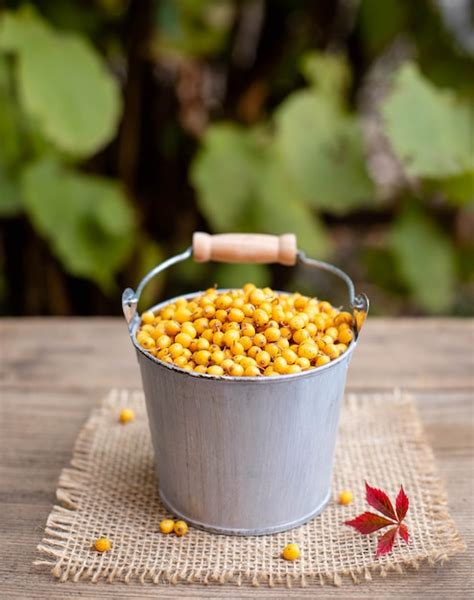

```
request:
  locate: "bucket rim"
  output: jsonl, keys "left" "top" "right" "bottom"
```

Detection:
{"left": 129, "top": 289, "right": 358, "bottom": 384}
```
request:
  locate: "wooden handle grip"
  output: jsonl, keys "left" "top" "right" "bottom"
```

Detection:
{"left": 193, "top": 232, "right": 297, "bottom": 266}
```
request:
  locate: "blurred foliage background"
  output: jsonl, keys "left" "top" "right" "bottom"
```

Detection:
{"left": 0, "top": 0, "right": 473, "bottom": 316}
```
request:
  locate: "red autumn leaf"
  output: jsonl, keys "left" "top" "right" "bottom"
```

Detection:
{"left": 396, "top": 485, "right": 409, "bottom": 521}
{"left": 345, "top": 483, "right": 410, "bottom": 558}
{"left": 345, "top": 512, "right": 396, "bottom": 534}
{"left": 399, "top": 523, "right": 409, "bottom": 543}
{"left": 376, "top": 526, "right": 398, "bottom": 557}
{"left": 365, "top": 482, "right": 398, "bottom": 520}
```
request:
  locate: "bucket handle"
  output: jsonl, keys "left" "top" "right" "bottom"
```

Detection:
{"left": 122, "top": 232, "right": 369, "bottom": 337}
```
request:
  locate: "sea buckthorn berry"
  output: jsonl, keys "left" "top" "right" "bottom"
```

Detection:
{"left": 254, "top": 309, "right": 269, "bottom": 327}
{"left": 240, "top": 336, "right": 252, "bottom": 351}
{"left": 165, "top": 320, "right": 181, "bottom": 336}
{"left": 242, "top": 304, "right": 255, "bottom": 318}
{"left": 140, "top": 337, "right": 155, "bottom": 350}
{"left": 194, "top": 365, "right": 207, "bottom": 373}
{"left": 289, "top": 315, "right": 305, "bottom": 330}
{"left": 193, "top": 318, "right": 209, "bottom": 334}
{"left": 241, "top": 323, "right": 256, "bottom": 337}
{"left": 223, "top": 330, "right": 240, "bottom": 347}
{"left": 250, "top": 289, "right": 265, "bottom": 305}
{"left": 316, "top": 354, "right": 331, "bottom": 367}
{"left": 94, "top": 537, "right": 112, "bottom": 552}
{"left": 159, "top": 519, "right": 175, "bottom": 534}
{"left": 280, "top": 327, "right": 292, "bottom": 339}
{"left": 201, "top": 328, "right": 214, "bottom": 342}
{"left": 256, "top": 351, "right": 271, "bottom": 368}
{"left": 264, "top": 327, "right": 281, "bottom": 342}
{"left": 318, "top": 301, "right": 332, "bottom": 313}
{"left": 207, "top": 365, "right": 224, "bottom": 376}
{"left": 324, "top": 344, "right": 340, "bottom": 359}
{"left": 338, "top": 490, "right": 353, "bottom": 505}
{"left": 231, "top": 342, "right": 245, "bottom": 356}
{"left": 285, "top": 364, "right": 301, "bottom": 374}
{"left": 297, "top": 357, "right": 311, "bottom": 369}
{"left": 211, "top": 350, "right": 225, "bottom": 364}
{"left": 175, "top": 307, "right": 192, "bottom": 323}
{"left": 215, "top": 309, "right": 228, "bottom": 323}
{"left": 325, "top": 327, "right": 338, "bottom": 340}
{"left": 263, "top": 366, "right": 277, "bottom": 376}
{"left": 194, "top": 350, "right": 211, "bottom": 366}
{"left": 202, "top": 305, "right": 215, "bottom": 318}
{"left": 175, "top": 332, "right": 192, "bottom": 348}
{"left": 157, "top": 335, "right": 172, "bottom": 349}
{"left": 338, "top": 327, "right": 353, "bottom": 345}
{"left": 174, "top": 355, "right": 188, "bottom": 367}
{"left": 174, "top": 520, "right": 189, "bottom": 536}
{"left": 212, "top": 331, "right": 225, "bottom": 346}
{"left": 247, "top": 345, "right": 260, "bottom": 358}
{"left": 240, "top": 356, "right": 256, "bottom": 369}
{"left": 196, "top": 338, "right": 210, "bottom": 351}
{"left": 335, "top": 312, "right": 353, "bottom": 326}
{"left": 298, "top": 343, "right": 318, "bottom": 360}
{"left": 282, "top": 543, "right": 300, "bottom": 561}
{"left": 293, "top": 328, "right": 310, "bottom": 344}
{"left": 141, "top": 311, "right": 155, "bottom": 325}
{"left": 273, "top": 357, "right": 288, "bottom": 374}
{"left": 229, "top": 363, "right": 244, "bottom": 377}
{"left": 181, "top": 323, "right": 197, "bottom": 339}
{"left": 119, "top": 408, "right": 135, "bottom": 424}
{"left": 265, "top": 343, "right": 280, "bottom": 358}
{"left": 277, "top": 337, "right": 290, "bottom": 350}
{"left": 215, "top": 294, "right": 232, "bottom": 309}
{"left": 306, "top": 323, "right": 317, "bottom": 336}
{"left": 244, "top": 365, "right": 260, "bottom": 377}
{"left": 221, "top": 358, "right": 234, "bottom": 373}
{"left": 282, "top": 348, "right": 298, "bottom": 365}
{"left": 169, "top": 343, "right": 184, "bottom": 358}
{"left": 243, "top": 282, "right": 256, "bottom": 294}
{"left": 253, "top": 333, "right": 266, "bottom": 348}
{"left": 229, "top": 308, "right": 245, "bottom": 323}
{"left": 336, "top": 343, "right": 348, "bottom": 353}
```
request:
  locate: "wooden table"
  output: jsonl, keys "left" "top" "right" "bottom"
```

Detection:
{"left": 1, "top": 318, "right": 473, "bottom": 599}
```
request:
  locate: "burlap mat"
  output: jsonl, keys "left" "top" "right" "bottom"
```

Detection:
{"left": 35, "top": 389, "right": 464, "bottom": 587}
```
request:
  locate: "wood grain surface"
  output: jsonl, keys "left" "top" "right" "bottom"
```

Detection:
{"left": 0, "top": 318, "right": 473, "bottom": 599}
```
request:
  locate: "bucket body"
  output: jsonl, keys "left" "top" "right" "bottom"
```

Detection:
{"left": 132, "top": 293, "right": 355, "bottom": 535}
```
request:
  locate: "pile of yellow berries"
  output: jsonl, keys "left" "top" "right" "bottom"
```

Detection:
{"left": 136, "top": 284, "right": 354, "bottom": 377}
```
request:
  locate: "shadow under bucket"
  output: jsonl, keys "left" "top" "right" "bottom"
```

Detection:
{"left": 123, "top": 233, "right": 368, "bottom": 535}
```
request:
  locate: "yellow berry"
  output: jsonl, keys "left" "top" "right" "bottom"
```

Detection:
{"left": 338, "top": 490, "right": 353, "bottom": 505}
{"left": 285, "top": 364, "right": 301, "bottom": 374}
{"left": 141, "top": 311, "right": 155, "bottom": 325}
{"left": 256, "top": 351, "right": 271, "bottom": 368}
{"left": 298, "top": 343, "right": 318, "bottom": 360}
{"left": 229, "top": 363, "right": 244, "bottom": 377}
{"left": 175, "top": 307, "right": 192, "bottom": 323}
{"left": 249, "top": 289, "right": 265, "bottom": 305}
{"left": 156, "top": 334, "right": 172, "bottom": 349}
{"left": 282, "top": 543, "right": 300, "bottom": 561}
{"left": 273, "top": 356, "right": 288, "bottom": 374}
{"left": 194, "top": 350, "right": 211, "bottom": 366}
{"left": 119, "top": 408, "right": 135, "bottom": 424}
{"left": 264, "top": 327, "right": 281, "bottom": 342}
{"left": 228, "top": 307, "right": 245, "bottom": 323}
{"left": 159, "top": 519, "right": 175, "bottom": 534}
{"left": 254, "top": 309, "right": 269, "bottom": 327}
{"left": 338, "top": 327, "right": 353, "bottom": 345}
{"left": 174, "top": 520, "right": 189, "bottom": 536}
{"left": 207, "top": 365, "right": 224, "bottom": 376}
{"left": 94, "top": 537, "right": 112, "bottom": 552}
{"left": 281, "top": 348, "right": 298, "bottom": 364}
{"left": 244, "top": 365, "right": 260, "bottom": 377}
{"left": 316, "top": 354, "right": 331, "bottom": 367}
{"left": 211, "top": 350, "right": 225, "bottom": 365}
{"left": 175, "top": 332, "right": 192, "bottom": 348}
{"left": 223, "top": 329, "right": 240, "bottom": 347}
{"left": 289, "top": 315, "right": 305, "bottom": 330}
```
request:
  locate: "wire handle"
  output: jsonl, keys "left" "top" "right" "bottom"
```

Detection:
{"left": 122, "top": 233, "right": 369, "bottom": 337}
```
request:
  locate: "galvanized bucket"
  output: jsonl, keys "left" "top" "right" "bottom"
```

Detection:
{"left": 122, "top": 233, "right": 369, "bottom": 535}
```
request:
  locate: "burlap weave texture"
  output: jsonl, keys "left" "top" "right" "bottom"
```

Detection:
{"left": 35, "top": 389, "right": 464, "bottom": 587}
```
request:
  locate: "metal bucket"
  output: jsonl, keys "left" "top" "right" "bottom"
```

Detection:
{"left": 122, "top": 233, "right": 369, "bottom": 535}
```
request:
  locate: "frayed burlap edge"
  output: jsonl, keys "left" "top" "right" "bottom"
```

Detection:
{"left": 34, "top": 389, "right": 466, "bottom": 587}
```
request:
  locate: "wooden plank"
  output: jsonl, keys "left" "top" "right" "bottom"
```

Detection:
{"left": 0, "top": 388, "right": 472, "bottom": 599}
{"left": 1, "top": 318, "right": 473, "bottom": 391}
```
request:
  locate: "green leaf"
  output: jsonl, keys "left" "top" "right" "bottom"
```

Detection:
{"left": 300, "top": 52, "right": 351, "bottom": 101}
{"left": 0, "top": 10, "right": 122, "bottom": 157}
{"left": 382, "top": 63, "right": 473, "bottom": 178}
{"left": 190, "top": 124, "right": 259, "bottom": 231}
{"left": 431, "top": 171, "right": 474, "bottom": 205}
{"left": 389, "top": 206, "right": 456, "bottom": 313}
{"left": 0, "top": 163, "right": 22, "bottom": 216}
{"left": 21, "top": 159, "right": 134, "bottom": 291}
{"left": 275, "top": 91, "right": 373, "bottom": 214}
{"left": 255, "top": 153, "right": 331, "bottom": 259}
{"left": 213, "top": 263, "right": 270, "bottom": 290}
